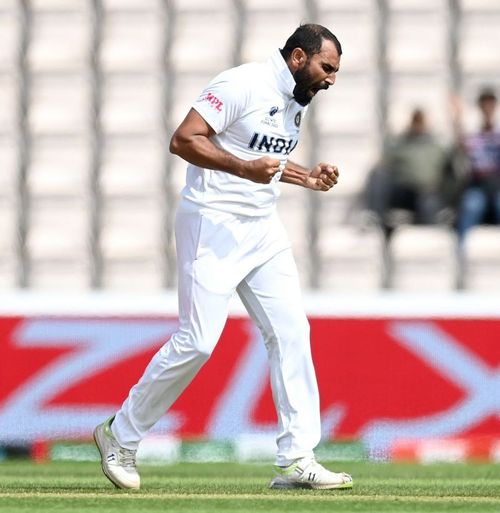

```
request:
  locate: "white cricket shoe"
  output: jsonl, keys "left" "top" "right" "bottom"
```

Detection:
{"left": 93, "top": 416, "right": 140, "bottom": 489}
{"left": 269, "top": 457, "right": 353, "bottom": 490}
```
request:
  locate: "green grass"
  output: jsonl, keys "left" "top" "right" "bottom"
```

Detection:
{"left": 0, "top": 460, "right": 499, "bottom": 512}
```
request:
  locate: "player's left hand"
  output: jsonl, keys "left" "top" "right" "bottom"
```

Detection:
{"left": 306, "top": 163, "right": 339, "bottom": 191}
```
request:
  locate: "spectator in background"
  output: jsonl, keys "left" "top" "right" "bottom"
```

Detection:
{"left": 455, "top": 88, "right": 500, "bottom": 247}
{"left": 365, "top": 108, "right": 447, "bottom": 237}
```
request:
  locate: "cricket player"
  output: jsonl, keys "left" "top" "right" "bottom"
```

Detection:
{"left": 94, "top": 23, "right": 353, "bottom": 491}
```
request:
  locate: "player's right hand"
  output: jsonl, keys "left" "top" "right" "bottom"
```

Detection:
{"left": 241, "top": 156, "right": 281, "bottom": 184}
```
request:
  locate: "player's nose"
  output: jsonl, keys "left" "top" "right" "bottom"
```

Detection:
{"left": 325, "top": 75, "right": 335, "bottom": 86}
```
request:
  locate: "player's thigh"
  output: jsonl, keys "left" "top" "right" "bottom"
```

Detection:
{"left": 176, "top": 210, "right": 246, "bottom": 294}
{"left": 237, "top": 249, "right": 309, "bottom": 342}
{"left": 175, "top": 211, "right": 238, "bottom": 354}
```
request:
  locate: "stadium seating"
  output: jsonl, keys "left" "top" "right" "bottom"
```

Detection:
{"left": 276, "top": 189, "right": 310, "bottom": 287}
{"left": 0, "top": 199, "right": 18, "bottom": 289}
{"left": 101, "top": 6, "right": 164, "bottom": 72}
{"left": 171, "top": 0, "right": 235, "bottom": 73}
{"left": 241, "top": 0, "right": 306, "bottom": 63}
{"left": 27, "top": 197, "right": 90, "bottom": 290}
{"left": 459, "top": 0, "right": 500, "bottom": 132}
{"left": 100, "top": 196, "right": 166, "bottom": 290}
{"left": 461, "top": 226, "right": 500, "bottom": 292}
{"left": 0, "top": 74, "right": 17, "bottom": 135}
{"left": 314, "top": 0, "right": 380, "bottom": 211}
{"left": 460, "top": 1, "right": 500, "bottom": 74}
{"left": 319, "top": 223, "right": 386, "bottom": 291}
{"left": 387, "top": 226, "right": 457, "bottom": 291}
{"left": 0, "top": 1, "right": 19, "bottom": 73}
{"left": 2, "top": 0, "right": 500, "bottom": 292}
{"left": 385, "top": 0, "right": 450, "bottom": 137}
{"left": 100, "top": 136, "right": 164, "bottom": 197}
{"left": 0, "top": 139, "right": 17, "bottom": 198}
{"left": 28, "top": 138, "right": 89, "bottom": 197}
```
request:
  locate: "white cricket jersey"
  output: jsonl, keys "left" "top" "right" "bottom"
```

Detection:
{"left": 180, "top": 49, "right": 307, "bottom": 217}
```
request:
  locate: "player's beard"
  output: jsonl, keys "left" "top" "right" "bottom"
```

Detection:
{"left": 293, "top": 64, "right": 314, "bottom": 106}
{"left": 293, "top": 62, "right": 329, "bottom": 106}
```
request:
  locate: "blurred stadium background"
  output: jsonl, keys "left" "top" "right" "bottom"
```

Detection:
{"left": 1, "top": 0, "right": 500, "bottom": 292}
{"left": 0, "top": 0, "right": 499, "bottom": 465}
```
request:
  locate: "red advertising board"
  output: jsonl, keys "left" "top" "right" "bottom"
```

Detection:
{"left": 1, "top": 315, "right": 499, "bottom": 455}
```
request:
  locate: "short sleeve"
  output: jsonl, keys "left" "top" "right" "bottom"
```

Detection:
{"left": 192, "top": 69, "right": 249, "bottom": 134}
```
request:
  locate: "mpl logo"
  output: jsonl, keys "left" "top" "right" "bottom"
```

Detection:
{"left": 203, "top": 91, "right": 223, "bottom": 112}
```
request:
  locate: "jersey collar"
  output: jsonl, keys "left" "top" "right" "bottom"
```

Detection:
{"left": 268, "top": 49, "right": 296, "bottom": 100}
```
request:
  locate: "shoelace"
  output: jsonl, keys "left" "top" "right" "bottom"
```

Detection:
{"left": 118, "top": 447, "right": 137, "bottom": 468}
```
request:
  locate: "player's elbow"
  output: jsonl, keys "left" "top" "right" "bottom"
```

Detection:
{"left": 169, "top": 130, "right": 198, "bottom": 159}
{"left": 169, "top": 131, "right": 183, "bottom": 156}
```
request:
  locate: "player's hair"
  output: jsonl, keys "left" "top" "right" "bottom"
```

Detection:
{"left": 280, "top": 23, "right": 342, "bottom": 60}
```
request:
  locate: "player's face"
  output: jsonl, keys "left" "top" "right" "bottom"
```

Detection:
{"left": 293, "top": 40, "right": 340, "bottom": 106}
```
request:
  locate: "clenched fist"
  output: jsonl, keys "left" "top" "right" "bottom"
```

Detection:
{"left": 306, "top": 163, "right": 339, "bottom": 191}
{"left": 240, "top": 156, "right": 282, "bottom": 184}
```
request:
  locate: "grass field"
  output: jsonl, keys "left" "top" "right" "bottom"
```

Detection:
{"left": 0, "top": 460, "right": 499, "bottom": 513}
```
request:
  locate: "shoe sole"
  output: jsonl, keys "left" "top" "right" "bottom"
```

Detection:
{"left": 269, "top": 479, "right": 353, "bottom": 490}
{"left": 93, "top": 426, "right": 138, "bottom": 490}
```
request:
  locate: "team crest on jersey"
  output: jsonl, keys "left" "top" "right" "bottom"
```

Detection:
{"left": 294, "top": 111, "right": 302, "bottom": 128}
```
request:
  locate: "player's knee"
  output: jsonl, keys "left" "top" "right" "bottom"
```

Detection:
{"left": 190, "top": 330, "right": 219, "bottom": 358}
{"left": 191, "top": 340, "right": 215, "bottom": 359}
{"left": 168, "top": 331, "right": 217, "bottom": 359}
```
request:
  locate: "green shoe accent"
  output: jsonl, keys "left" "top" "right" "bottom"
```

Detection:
{"left": 102, "top": 416, "right": 115, "bottom": 439}
{"left": 274, "top": 462, "right": 299, "bottom": 476}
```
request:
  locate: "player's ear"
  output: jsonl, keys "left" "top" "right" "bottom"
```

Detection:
{"left": 291, "top": 48, "right": 307, "bottom": 68}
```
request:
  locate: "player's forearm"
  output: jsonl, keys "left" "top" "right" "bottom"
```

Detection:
{"left": 279, "top": 160, "right": 311, "bottom": 187}
{"left": 281, "top": 161, "right": 339, "bottom": 191}
{"left": 170, "top": 133, "right": 247, "bottom": 178}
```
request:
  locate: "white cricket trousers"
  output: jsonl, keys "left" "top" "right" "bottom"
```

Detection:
{"left": 112, "top": 204, "right": 321, "bottom": 466}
